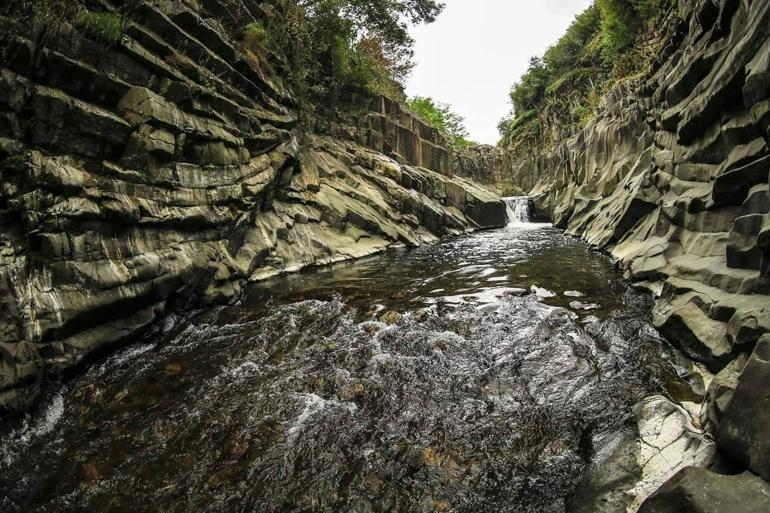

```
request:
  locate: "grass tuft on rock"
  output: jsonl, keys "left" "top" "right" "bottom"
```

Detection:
{"left": 76, "top": 10, "right": 124, "bottom": 45}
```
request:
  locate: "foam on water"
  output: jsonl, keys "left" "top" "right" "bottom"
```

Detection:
{"left": 1, "top": 391, "right": 64, "bottom": 467}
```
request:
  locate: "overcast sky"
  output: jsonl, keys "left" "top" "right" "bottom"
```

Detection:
{"left": 406, "top": 0, "right": 594, "bottom": 145}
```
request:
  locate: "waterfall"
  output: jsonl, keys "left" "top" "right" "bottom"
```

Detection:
{"left": 503, "top": 196, "right": 532, "bottom": 226}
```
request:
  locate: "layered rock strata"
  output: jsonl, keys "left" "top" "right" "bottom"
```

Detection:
{"left": 502, "top": 0, "right": 770, "bottom": 506}
{"left": 0, "top": 2, "right": 504, "bottom": 410}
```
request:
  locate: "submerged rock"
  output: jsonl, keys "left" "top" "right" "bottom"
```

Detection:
{"left": 569, "top": 301, "right": 600, "bottom": 311}
{"left": 378, "top": 311, "right": 403, "bottom": 325}
{"left": 530, "top": 285, "right": 556, "bottom": 298}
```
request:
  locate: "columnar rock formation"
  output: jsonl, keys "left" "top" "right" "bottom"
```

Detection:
{"left": 0, "top": 1, "right": 505, "bottom": 410}
{"left": 500, "top": 0, "right": 770, "bottom": 505}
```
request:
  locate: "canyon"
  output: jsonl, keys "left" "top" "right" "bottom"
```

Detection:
{"left": 1, "top": 0, "right": 769, "bottom": 511}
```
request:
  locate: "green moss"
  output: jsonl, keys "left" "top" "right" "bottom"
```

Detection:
{"left": 76, "top": 10, "right": 124, "bottom": 45}
{"left": 243, "top": 22, "right": 268, "bottom": 55}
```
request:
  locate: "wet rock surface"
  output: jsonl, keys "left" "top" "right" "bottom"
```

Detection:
{"left": 637, "top": 467, "right": 770, "bottom": 513}
{"left": 0, "top": 2, "right": 505, "bottom": 409}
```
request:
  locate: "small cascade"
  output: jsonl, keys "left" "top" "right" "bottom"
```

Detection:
{"left": 503, "top": 196, "right": 532, "bottom": 225}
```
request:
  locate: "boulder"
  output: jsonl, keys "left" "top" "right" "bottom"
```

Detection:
{"left": 700, "top": 353, "right": 748, "bottom": 432}
{"left": 653, "top": 295, "right": 732, "bottom": 372}
{"left": 638, "top": 467, "right": 770, "bottom": 513}
{"left": 716, "top": 335, "right": 770, "bottom": 480}
{"left": 727, "top": 214, "right": 766, "bottom": 270}
{"left": 625, "top": 396, "right": 717, "bottom": 511}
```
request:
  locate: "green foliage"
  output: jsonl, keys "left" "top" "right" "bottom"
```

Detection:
{"left": 507, "top": 7, "right": 601, "bottom": 118}
{"left": 243, "top": 22, "right": 268, "bottom": 56}
{"left": 344, "top": 37, "right": 408, "bottom": 99}
{"left": 2, "top": 2, "right": 127, "bottom": 47}
{"left": 498, "top": 109, "right": 536, "bottom": 141}
{"left": 509, "top": 57, "right": 549, "bottom": 116}
{"left": 542, "top": 7, "right": 602, "bottom": 75}
{"left": 630, "top": 0, "right": 670, "bottom": 22}
{"left": 499, "top": 0, "right": 670, "bottom": 150}
{"left": 407, "top": 96, "right": 472, "bottom": 146}
{"left": 596, "top": 0, "right": 638, "bottom": 61}
{"left": 249, "top": 0, "right": 444, "bottom": 103}
{"left": 76, "top": 10, "right": 124, "bottom": 44}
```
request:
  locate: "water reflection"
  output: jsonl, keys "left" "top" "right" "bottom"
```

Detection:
{"left": 246, "top": 227, "right": 625, "bottom": 318}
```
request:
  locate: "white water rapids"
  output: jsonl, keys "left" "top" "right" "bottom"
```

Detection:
{"left": 504, "top": 196, "right": 553, "bottom": 229}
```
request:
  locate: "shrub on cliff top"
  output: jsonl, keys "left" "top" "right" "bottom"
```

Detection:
{"left": 407, "top": 96, "right": 473, "bottom": 147}
{"left": 596, "top": 0, "right": 639, "bottom": 61}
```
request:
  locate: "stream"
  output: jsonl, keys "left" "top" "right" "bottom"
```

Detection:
{"left": 0, "top": 200, "right": 701, "bottom": 513}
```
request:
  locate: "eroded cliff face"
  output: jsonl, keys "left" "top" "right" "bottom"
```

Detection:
{"left": 502, "top": 0, "right": 770, "bottom": 500}
{"left": 0, "top": 1, "right": 505, "bottom": 410}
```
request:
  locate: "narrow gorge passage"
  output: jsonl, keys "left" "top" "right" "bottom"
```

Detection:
{"left": 2, "top": 0, "right": 770, "bottom": 510}
{"left": 0, "top": 216, "right": 708, "bottom": 513}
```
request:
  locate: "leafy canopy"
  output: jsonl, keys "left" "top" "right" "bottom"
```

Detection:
{"left": 407, "top": 96, "right": 473, "bottom": 146}
{"left": 249, "top": 0, "right": 445, "bottom": 101}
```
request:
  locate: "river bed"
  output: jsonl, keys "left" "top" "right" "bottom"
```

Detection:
{"left": 0, "top": 217, "right": 711, "bottom": 513}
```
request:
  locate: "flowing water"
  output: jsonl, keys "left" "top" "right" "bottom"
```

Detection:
{"left": 0, "top": 215, "right": 694, "bottom": 513}
{"left": 503, "top": 197, "right": 531, "bottom": 226}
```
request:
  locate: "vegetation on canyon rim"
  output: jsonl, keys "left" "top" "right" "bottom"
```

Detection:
{"left": 3, "top": 0, "right": 441, "bottom": 102}
{"left": 3, "top": 0, "right": 473, "bottom": 147}
{"left": 240, "top": 0, "right": 443, "bottom": 101}
{"left": 406, "top": 96, "right": 474, "bottom": 147}
{"left": 498, "top": 0, "right": 672, "bottom": 154}
{"left": 243, "top": 0, "right": 474, "bottom": 145}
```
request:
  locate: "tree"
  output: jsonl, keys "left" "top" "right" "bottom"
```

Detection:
{"left": 510, "top": 57, "right": 550, "bottom": 115}
{"left": 298, "top": 0, "right": 444, "bottom": 82}
{"left": 257, "top": 0, "right": 445, "bottom": 99}
{"left": 407, "top": 96, "right": 471, "bottom": 145}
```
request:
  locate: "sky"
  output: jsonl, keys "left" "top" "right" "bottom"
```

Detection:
{"left": 405, "top": 0, "right": 594, "bottom": 145}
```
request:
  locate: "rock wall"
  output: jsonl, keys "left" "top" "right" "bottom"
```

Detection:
{"left": 454, "top": 145, "right": 520, "bottom": 195}
{"left": 0, "top": 1, "right": 505, "bottom": 410}
{"left": 502, "top": 0, "right": 770, "bottom": 504}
